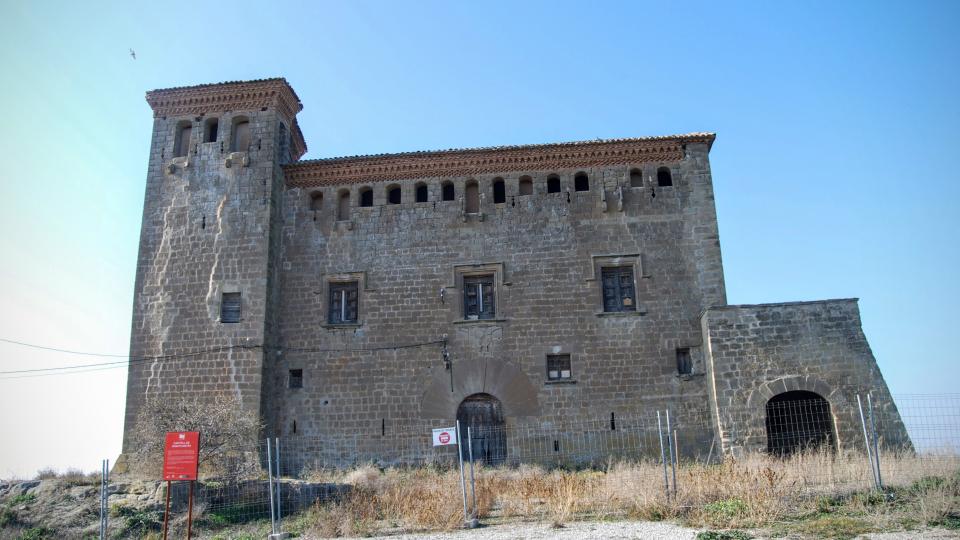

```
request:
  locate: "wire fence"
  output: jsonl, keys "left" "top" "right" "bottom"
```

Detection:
{"left": 30, "top": 392, "right": 959, "bottom": 538}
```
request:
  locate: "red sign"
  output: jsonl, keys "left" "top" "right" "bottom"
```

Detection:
{"left": 439, "top": 431, "right": 451, "bottom": 444}
{"left": 162, "top": 431, "right": 200, "bottom": 481}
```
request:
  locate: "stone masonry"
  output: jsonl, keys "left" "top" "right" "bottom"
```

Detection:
{"left": 121, "top": 78, "right": 909, "bottom": 468}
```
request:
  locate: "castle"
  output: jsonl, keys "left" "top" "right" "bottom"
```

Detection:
{"left": 122, "top": 78, "right": 908, "bottom": 467}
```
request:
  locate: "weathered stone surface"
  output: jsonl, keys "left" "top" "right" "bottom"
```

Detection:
{"left": 121, "top": 79, "right": 908, "bottom": 468}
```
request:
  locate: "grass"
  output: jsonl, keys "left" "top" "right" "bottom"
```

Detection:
{"left": 285, "top": 450, "right": 960, "bottom": 537}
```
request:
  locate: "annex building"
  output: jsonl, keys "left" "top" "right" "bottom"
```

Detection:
{"left": 121, "top": 78, "right": 909, "bottom": 467}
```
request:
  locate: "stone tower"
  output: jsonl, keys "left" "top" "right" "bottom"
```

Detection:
{"left": 121, "top": 79, "right": 305, "bottom": 455}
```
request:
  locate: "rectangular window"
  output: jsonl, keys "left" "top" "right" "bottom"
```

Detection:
{"left": 547, "top": 354, "right": 572, "bottom": 381}
{"left": 328, "top": 281, "right": 359, "bottom": 324}
{"left": 463, "top": 275, "right": 495, "bottom": 320}
{"left": 289, "top": 369, "right": 303, "bottom": 389}
{"left": 220, "top": 292, "right": 241, "bottom": 323}
{"left": 601, "top": 266, "right": 636, "bottom": 313}
{"left": 676, "top": 348, "right": 692, "bottom": 375}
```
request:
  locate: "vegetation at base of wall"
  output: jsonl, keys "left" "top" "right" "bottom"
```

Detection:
{"left": 697, "top": 531, "right": 753, "bottom": 540}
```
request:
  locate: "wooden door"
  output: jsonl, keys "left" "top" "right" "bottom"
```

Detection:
{"left": 457, "top": 394, "right": 506, "bottom": 465}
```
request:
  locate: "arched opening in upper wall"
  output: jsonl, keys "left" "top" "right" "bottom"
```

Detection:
{"left": 574, "top": 172, "right": 589, "bottom": 192}
{"left": 442, "top": 181, "right": 455, "bottom": 201}
{"left": 657, "top": 167, "right": 673, "bottom": 187}
{"left": 310, "top": 191, "right": 323, "bottom": 211}
{"left": 337, "top": 190, "right": 350, "bottom": 221}
{"left": 415, "top": 182, "right": 429, "bottom": 203}
{"left": 387, "top": 184, "right": 402, "bottom": 205}
{"left": 359, "top": 187, "right": 373, "bottom": 207}
{"left": 518, "top": 176, "right": 533, "bottom": 196}
{"left": 231, "top": 116, "right": 250, "bottom": 152}
{"left": 629, "top": 168, "right": 644, "bottom": 188}
{"left": 174, "top": 121, "right": 192, "bottom": 158}
{"left": 465, "top": 180, "right": 480, "bottom": 213}
{"left": 492, "top": 178, "right": 506, "bottom": 204}
{"left": 547, "top": 174, "right": 561, "bottom": 194}
{"left": 203, "top": 117, "right": 219, "bottom": 143}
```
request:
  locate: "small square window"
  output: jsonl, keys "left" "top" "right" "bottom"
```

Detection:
{"left": 328, "top": 281, "right": 359, "bottom": 324}
{"left": 547, "top": 354, "right": 572, "bottom": 381}
{"left": 601, "top": 267, "right": 636, "bottom": 313}
{"left": 463, "top": 275, "right": 495, "bottom": 320}
{"left": 289, "top": 369, "right": 303, "bottom": 389}
{"left": 220, "top": 292, "right": 241, "bottom": 323}
{"left": 676, "top": 348, "right": 692, "bottom": 375}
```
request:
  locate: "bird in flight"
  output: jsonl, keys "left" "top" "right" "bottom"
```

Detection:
{"left": 129, "top": 49, "right": 136, "bottom": 60}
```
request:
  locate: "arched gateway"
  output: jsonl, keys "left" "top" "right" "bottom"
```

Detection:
{"left": 765, "top": 390, "right": 835, "bottom": 455}
{"left": 457, "top": 393, "right": 506, "bottom": 464}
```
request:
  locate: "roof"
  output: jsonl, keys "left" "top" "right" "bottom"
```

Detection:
{"left": 283, "top": 132, "right": 715, "bottom": 188}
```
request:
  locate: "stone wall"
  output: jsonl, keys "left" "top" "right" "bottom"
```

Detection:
{"left": 268, "top": 142, "right": 725, "bottom": 461}
{"left": 700, "top": 299, "right": 910, "bottom": 454}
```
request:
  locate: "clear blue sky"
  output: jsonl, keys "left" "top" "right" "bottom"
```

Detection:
{"left": 0, "top": 0, "right": 957, "bottom": 477}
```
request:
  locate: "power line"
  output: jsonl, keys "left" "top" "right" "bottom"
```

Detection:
{"left": 0, "top": 338, "right": 445, "bottom": 379}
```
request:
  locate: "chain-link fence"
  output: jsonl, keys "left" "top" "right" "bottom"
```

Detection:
{"left": 14, "top": 392, "right": 954, "bottom": 538}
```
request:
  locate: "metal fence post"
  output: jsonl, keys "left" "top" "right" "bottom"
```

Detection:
{"left": 266, "top": 438, "right": 276, "bottom": 535}
{"left": 666, "top": 410, "right": 677, "bottom": 497}
{"left": 657, "top": 411, "right": 670, "bottom": 499}
{"left": 455, "top": 420, "right": 469, "bottom": 525}
{"left": 867, "top": 394, "right": 884, "bottom": 490}
{"left": 467, "top": 427, "right": 477, "bottom": 519}
{"left": 856, "top": 394, "right": 879, "bottom": 489}
{"left": 100, "top": 458, "right": 108, "bottom": 540}
{"left": 275, "top": 437, "right": 283, "bottom": 531}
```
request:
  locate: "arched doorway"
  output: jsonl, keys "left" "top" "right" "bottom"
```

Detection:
{"left": 457, "top": 393, "right": 506, "bottom": 464}
{"left": 765, "top": 390, "right": 835, "bottom": 455}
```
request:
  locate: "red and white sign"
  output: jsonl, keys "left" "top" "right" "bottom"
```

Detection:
{"left": 162, "top": 431, "right": 200, "bottom": 481}
{"left": 432, "top": 426, "right": 458, "bottom": 446}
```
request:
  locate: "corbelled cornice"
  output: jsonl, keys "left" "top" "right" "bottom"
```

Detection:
{"left": 146, "top": 78, "right": 307, "bottom": 159}
{"left": 283, "top": 133, "right": 714, "bottom": 188}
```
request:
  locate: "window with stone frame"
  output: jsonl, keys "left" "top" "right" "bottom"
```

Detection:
{"left": 220, "top": 292, "right": 241, "bottom": 323}
{"left": 463, "top": 274, "right": 495, "bottom": 320}
{"left": 601, "top": 266, "right": 636, "bottom": 312}
{"left": 289, "top": 369, "right": 303, "bottom": 389}
{"left": 328, "top": 281, "right": 359, "bottom": 324}
{"left": 546, "top": 354, "right": 572, "bottom": 381}
{"left": 676, "top": 348, "right": 692, "bottom": 375}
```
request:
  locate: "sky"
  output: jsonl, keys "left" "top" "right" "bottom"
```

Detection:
{"left": 0, "top": 0, "right": 957, "bottom": 478}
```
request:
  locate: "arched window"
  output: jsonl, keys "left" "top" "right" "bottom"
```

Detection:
{"left": 518, "top": 176, "right": 533, "bottom": 196}
{"left": 310, "top": 191, "right": 323, "bottom": 211}
{"left": 387, "top": 185, "right": 402, "bottom": 204}
{"left": 766, "top": 391, "right": 835, "bottom": 455}
{"left": 442, "top": 181, "right": 455, "bottom": 201}
{"left": 629, "top": 168, "right": 644, "bottom": 187}
{"left": 174, "top": 121, "right": 192, "bottom": 157}
{"left": 359, "top": 187, "right": 373, "bottom": 207}
{"left": 657, "top": 167, "right": 673, "bottom": 187}
{"left": 493, "top": 178, "right": 506, "bottom": 204}
{"left": 415, "top": 183, "right": 429, "bottom": 203}
{"left": 204, "top": 117, "right": 219, "bottom": 143}
{"left": 337, "top": 190, "right": 350, "bottom": 221}
{"left": 465, "top": 180, "right": 480, "bottom": 213}
{"left": 547, "top": 174, "right": 561, "bottom": 193}
{"left": 231, "top": 117, "right": 250, "bottom": 152}
{"left": 574, "top": 172, "right": 589, "bottom": 192}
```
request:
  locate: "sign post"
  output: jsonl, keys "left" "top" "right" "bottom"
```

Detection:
{"left": 432, "top": 424, "right": 474, "bottom": 527}
{"left": 161, "top": 431, "right": 200, "bottom": 539}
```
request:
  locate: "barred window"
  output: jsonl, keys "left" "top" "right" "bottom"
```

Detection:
{"left": 328, "top": 282, "right": 359, "bottom": 324}
{"left": 601, "top": 266, "right": 636, "bottom": 312}
{"left": 220, "top": 292, "right": 241, "bottom": 323}
{"left": 289, "top": 369, "right": 303, "bottom": 389}
{"left": 546, "top": 354, "right": 572, "bottom": 381}
{"left": 463, "top": 275, "right": 495, "bottom": 320}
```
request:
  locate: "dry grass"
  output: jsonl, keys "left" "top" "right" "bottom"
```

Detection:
{"left": 293, "top": 450, "right": 960, "bottom": 537}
